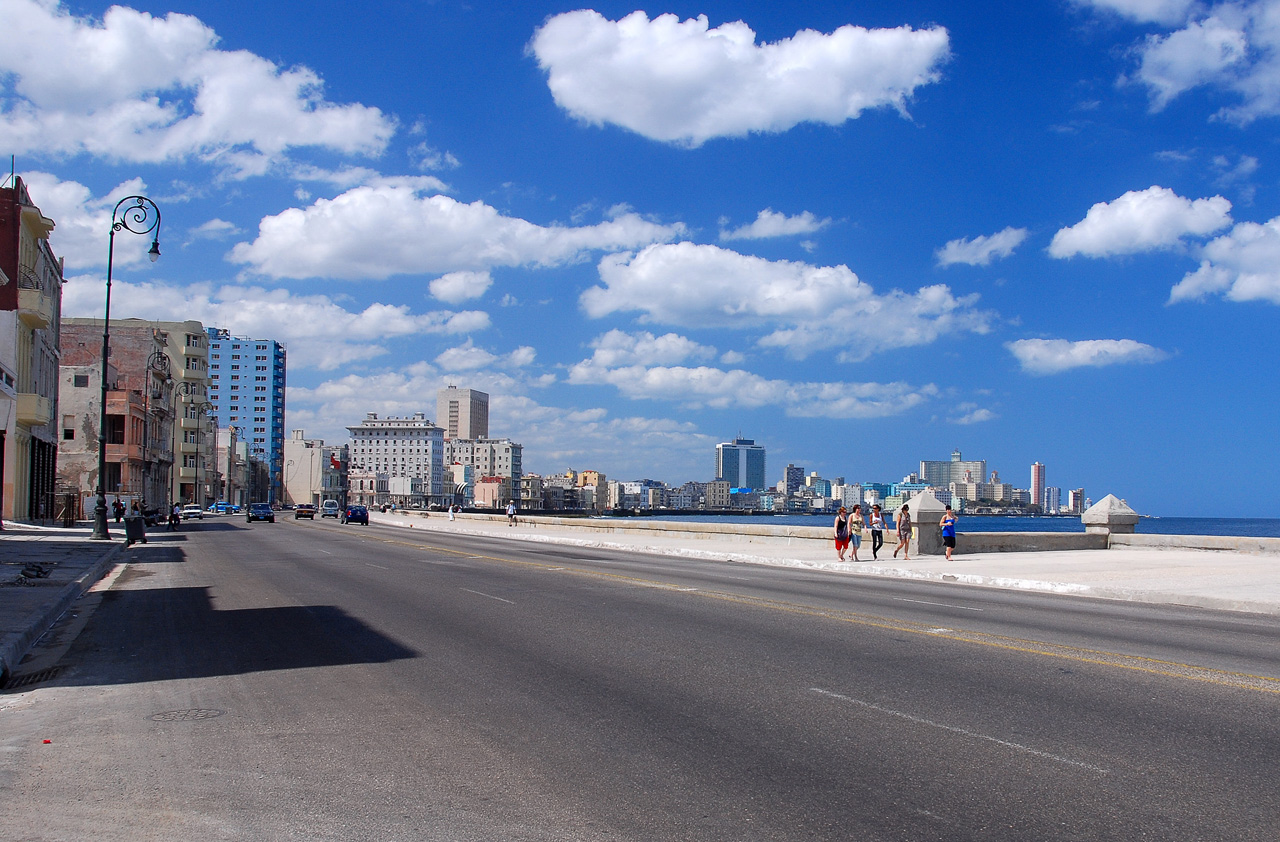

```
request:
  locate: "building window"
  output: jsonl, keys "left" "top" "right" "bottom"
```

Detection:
{"left": 73, "top": 374, "right": 89, "bottom": 387}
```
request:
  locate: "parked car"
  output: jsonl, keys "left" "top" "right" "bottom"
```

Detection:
{"left": 294, "top": 503, "right": 316, "bottom": 519}
{"left": 180, "top": 504, "right": 204, "bottom": 520}
{"left": 246, "top": 503, "right": 275, "bottom": 523}
{"left": 342, "top": 505, "right": 369, "bottom": 525}
{"left": 320, "top": 500, "right": 340, "bottom": 518}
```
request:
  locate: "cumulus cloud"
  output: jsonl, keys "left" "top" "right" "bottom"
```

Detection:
{"left": 187, "top": 218, "right": 242, "bottom": 242}
{"left": 567, "top": 356, "right": 937, "bottom": 418}
{"left": 230, "top": 183, "right": 686, "bottom": 280}
{"left": 581, "top": 242, "right": 994, "bottom": 361}
{"left": 60, "top": 274, "right": 488, "bottom": 371}
{"left": 0, "top": 0, "right": 394, "bottom": 176}
{"left": 529, "top": 10, "right": 950, "bottom": 146}
{"left": 430, "top": 271, "right": 493, "bottom": 304}
{"left": 719, "top": 209, "right": 832, "bottom": 241}
{"left": 1170, "top": 215, "right": 1280, "bottom": 303}
{"left": 950, "top": 404, "right": 998, "bottom": 424}
{"left": 435, "top": 339, "right": 536, "bottom": 371}
{"left": 584, "top": 330, "right": 718, "bottom": 367}
{"left": 936, "top": 226, "right": 1028, "bottom": 267}
{"left": 1048, "top": 186, "right": 1231, "bottom": 258}
{"left": 1083, "top": 1, "right": 1280, "bottom": 124}
{"left": 1006, "top": 338, "right": 1168, "bottom": 374}
{"left": 16, "top": 171, "right": 159, "bottom": 269}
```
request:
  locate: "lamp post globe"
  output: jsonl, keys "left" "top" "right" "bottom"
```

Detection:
{"left": 92, "top": 196, "right": 161, "bottom": 541}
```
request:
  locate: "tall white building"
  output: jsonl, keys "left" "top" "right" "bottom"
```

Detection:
{"left": 436, "top": 386, "right": 488, "bottom": 440}
{"left": 1031, "top": 462, "right": 1046, "bottom": 512}
{"left": 715, "top": 437, "right": 766, "bottom": 490}
{"left": 445, "top": 437, "right": 522, "bottom": 486}
{"left": 346, "top": 412, "right": 444, "bottom": 505}
{"left": 920, "top": 450, "right": 987, "bottom": 488}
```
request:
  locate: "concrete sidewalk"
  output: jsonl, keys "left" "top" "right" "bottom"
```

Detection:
{"left": 0, "top": 524, "right": 128, "bottom": 683}
{"left": 371, "top": 510, "right": 1280, "bottom": 616}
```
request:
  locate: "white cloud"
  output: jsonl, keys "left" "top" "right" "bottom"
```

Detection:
{"left": 230, "top": 183, "right": 685, "bottom": 280}
{"left": 1170, "top": 215, "right": 1280, "bottom": 303}
{"left": 950, "top": 405, "right": 997, "bottom": 424}
{"left": 1136, "top": 14, "right": 1249, "bottom": 110}
{"left": 719, "top": 209, "right": 832, "bottom": 241}
{"left": 1048, "top": 186, "right": 1231, "bottom": 258}
{"left": 936, "top": 226, "right": 1028, "bottom": 267}
{"left": 430, "top": 271, "right": 493, "bottom": 304}
{"left": 582, "top": 242, "right": 993, "bottom": 360}
{"left": 1078, "top": 0, "right": 1198, "bottom": 25}
{"left": 187, "top": 218, "right": 241, "bottom": 242}
{"left": 529, "top": 10, "right": 950, "bottom": 146}
{"left": 0, "top": 0, "right": 394, "bottom": 176}
{"left": 435, "top": 339, "right": 536, "bottom": 372}
{"left": 17, "top": 172, "right": 158, "bottom": 269}
{"left": 567, "top": 356, "right": 938, "bottom": 418}
{"left": 584, "top": 330, "right": 718, "bottom": 367}
{"left": 60, "top": 275, "right": 488, "bottom": 371}
{"left": 1006, "top": 338, "right": 1168, "bottom": 374}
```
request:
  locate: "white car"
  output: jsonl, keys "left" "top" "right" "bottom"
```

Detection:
{"left": 180, "top": 504, "right": 204, "bottom": 520}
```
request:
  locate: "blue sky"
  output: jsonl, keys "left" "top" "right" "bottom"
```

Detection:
{"left": 3, "top": 1, "right": 1277, "bottom": 516}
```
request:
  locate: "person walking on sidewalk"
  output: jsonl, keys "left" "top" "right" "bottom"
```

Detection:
{"left": 833, "top": 506, "right": 851, "bottom": 561}
{"left": 849, "top": 504, "right": 864, "bottom": 562}
{"left": 869, "top": 504, "right": 886, "bottom": 559}
{"left": 506, "top": 501, "right": 518, "bottom": 527}
{"left": 940, "top": 505, "right": 958, "bottom": 560}
{"left": 893, "top": 503, "right": 912, "bottom": 560}
{"left": 112, "top": 497, "right": 125, "bottom": 523}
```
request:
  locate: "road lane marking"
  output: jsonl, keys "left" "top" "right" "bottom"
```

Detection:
{"left": 332, "top": 530, "right": 1280, "bottom": 695}
{"left": 365, "top": 562, "right": 388, "bottom": 570}
{"left": 461, "top": 588, "right": 515, "bottom": 605}
{"left": 894, "top": 597, "right": 984, "bottom": 611}
{"left": 812, "top": 688, "right": 1109, "bottom": 773}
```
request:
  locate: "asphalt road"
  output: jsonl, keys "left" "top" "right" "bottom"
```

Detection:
{"left": 3, "top": 517, "right": 1278, "bottom": 841}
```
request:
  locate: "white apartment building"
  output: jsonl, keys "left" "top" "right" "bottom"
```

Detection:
{"left": 347, "top": 412, "right": 444, "bottom": 505}
{"left": 444, "top": 437, "right": 522, "bottom": 486}
{"left": 436, "top": 385, "right": 488, "bottom": 440}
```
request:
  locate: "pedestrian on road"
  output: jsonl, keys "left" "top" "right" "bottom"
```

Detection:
{"left": 833, "top": 506, "right": 851, "bottom": 561}
{"left": 112, "top": 497, "right": 125, "bottom": 522}
{"left": 940, "top": 505, "right": 958, "bottom": 560}
{"left": 168, "top": 502, "right": 181, "bottom": 531}
{"left": 893, "top": 503, "right": 912, "bottom": 560}
{"left": 506, "top": 501, "right": 517, "bottom": 526}
{"left": 849, "top": 504, "right": 864, "bottom": 562}
{"left": 869, "top": 504, "right": 886, "bottom": 559}
{"left": 448, "top": 503, "right": 456, "bottom": 522}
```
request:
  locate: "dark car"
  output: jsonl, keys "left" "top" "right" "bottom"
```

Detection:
{"left": 246, "top": 503, "right": 275, "bottom": 523}
{"left": 294, "top": 503, "right": 316, "bottom": 520}
{"left": 342, "top": 505, "right": 369, "bottom": 525}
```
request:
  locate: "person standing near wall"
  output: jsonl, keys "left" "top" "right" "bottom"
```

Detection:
{"left": 869, "top": 504, "right": 885, "bottom": 559}
{"left": 893, "top": 503, "right": 912, "bottom": 560}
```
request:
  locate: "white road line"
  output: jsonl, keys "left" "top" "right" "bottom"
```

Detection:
{"left": 461, "top": 588, "right": 515, "bottom": 605}
{"left": 318, "top": 550, "right": 333, "bottom": 555}
{"left": 365, "top": 562, "right": 388, "bottom": 570}
{"left": 893, "top": 597, "right": 984, "bottom": 612}
{"left": 811, "top": 688, "right": 1108, "bottom": 773}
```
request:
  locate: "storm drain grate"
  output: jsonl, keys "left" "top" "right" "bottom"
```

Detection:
{"left": 150, "top": 709, "right": 225, "bottom": 722}
{"left": 2, "top": 666, "right": 63, "bottom": 691}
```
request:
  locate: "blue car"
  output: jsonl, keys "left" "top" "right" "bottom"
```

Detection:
{"left": 341, "top": 505, "right": 369, "bottom": 525}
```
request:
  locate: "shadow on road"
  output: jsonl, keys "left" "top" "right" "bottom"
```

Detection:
{"left": 52, "top": 579, "right": 419, "bottom": 686}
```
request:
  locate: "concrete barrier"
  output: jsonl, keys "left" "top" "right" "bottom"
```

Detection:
{"left": 388, "top": 510, "right": 1275, "bottom": 556}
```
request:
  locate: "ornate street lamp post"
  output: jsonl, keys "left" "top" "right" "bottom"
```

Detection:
{"left": 92, "top": 196, "right": 161, "bottom": 541}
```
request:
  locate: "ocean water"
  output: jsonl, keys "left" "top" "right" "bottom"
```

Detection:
{"left": 607, "top": 513, "right": 1280, "bottom": 538}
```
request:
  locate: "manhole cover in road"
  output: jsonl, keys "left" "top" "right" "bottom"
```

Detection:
{"left": 150, "top": 709, "right": 225, "bottom": 722}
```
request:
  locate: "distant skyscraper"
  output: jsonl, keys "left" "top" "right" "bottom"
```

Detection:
{"left": 716, "top": 437, "right": 766, "bottom": 490}
{"left": 1043, "top": 486, "right": 1062, "bottom": 514}
{"left": 436, "top": 385, "right": 489, "bottom": 440}
{"left": 206, "top": 328, "right": 286, "bottom": 503}
{"left": 784, "top": 463, "right": 804, "bottom": 495}
{"left": 1031, "top": 462, "right": 1046, "bottom": 512}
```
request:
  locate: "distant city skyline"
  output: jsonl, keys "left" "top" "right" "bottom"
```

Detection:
{"left": 14, "top": 1, "right": 1275, "bottom": 517}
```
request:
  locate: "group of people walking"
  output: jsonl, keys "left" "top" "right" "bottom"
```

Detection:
{"left": 834, "top": 503, "right": 958, "bottom": 562}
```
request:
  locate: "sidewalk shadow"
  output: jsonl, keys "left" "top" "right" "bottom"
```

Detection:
{"left": 50, "top": 582, "right": 418, "bottom": 686}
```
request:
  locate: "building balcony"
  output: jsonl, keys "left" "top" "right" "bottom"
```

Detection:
{"left": 105, "top": 442, "right": 145, "bottom": 463}
{"left": 16, "top": 393, "right": 52, "bottom": 427}
{"left": 179, "top": 416, "right": 202, "bottom": 430}
{"left": 180, "top": 368, "right": 207, "bottom": 381}
{"left": 179, "top": 441, "right": 199, "bottom": 454}
{"left": 178, "top": 466, "right": 199, "bottom": 480}
{"left": 17, "top": 287, "right": 54, "bottom": 329}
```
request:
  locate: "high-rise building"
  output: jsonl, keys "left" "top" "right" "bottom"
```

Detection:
{"left": 716, "top": 437, "right": 766, "bottom": 490}
{"left": 348, "top": 412, "right": 445, "bottom": 505}
{"left": 1031, "top": 462, "right": 1046, "bottom": 512}
{"left": 783, "top": 463, "right": 804, "bottom": 495}
{"left": 206, "top": 328, "right": 286, "bottom": 503}
{"left": 920, "top": 450, "right": 987, "bottom": 488}
{"left": 1043, "top": 486, "right": 1062, "bottom": 514}
{"left": 436, "top": 385, "right": 489, "bottom": 440}
{"left": 1068, "top": 488, "right": 1087, "bottom": 515}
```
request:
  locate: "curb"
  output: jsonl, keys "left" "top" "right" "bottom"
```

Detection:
{"left": 0, "top": 541, "right": 126, "bottom": 684}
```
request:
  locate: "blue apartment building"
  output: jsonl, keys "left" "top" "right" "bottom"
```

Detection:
{"left": 205, "top": 328, "right": 286, "bottom": 503}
